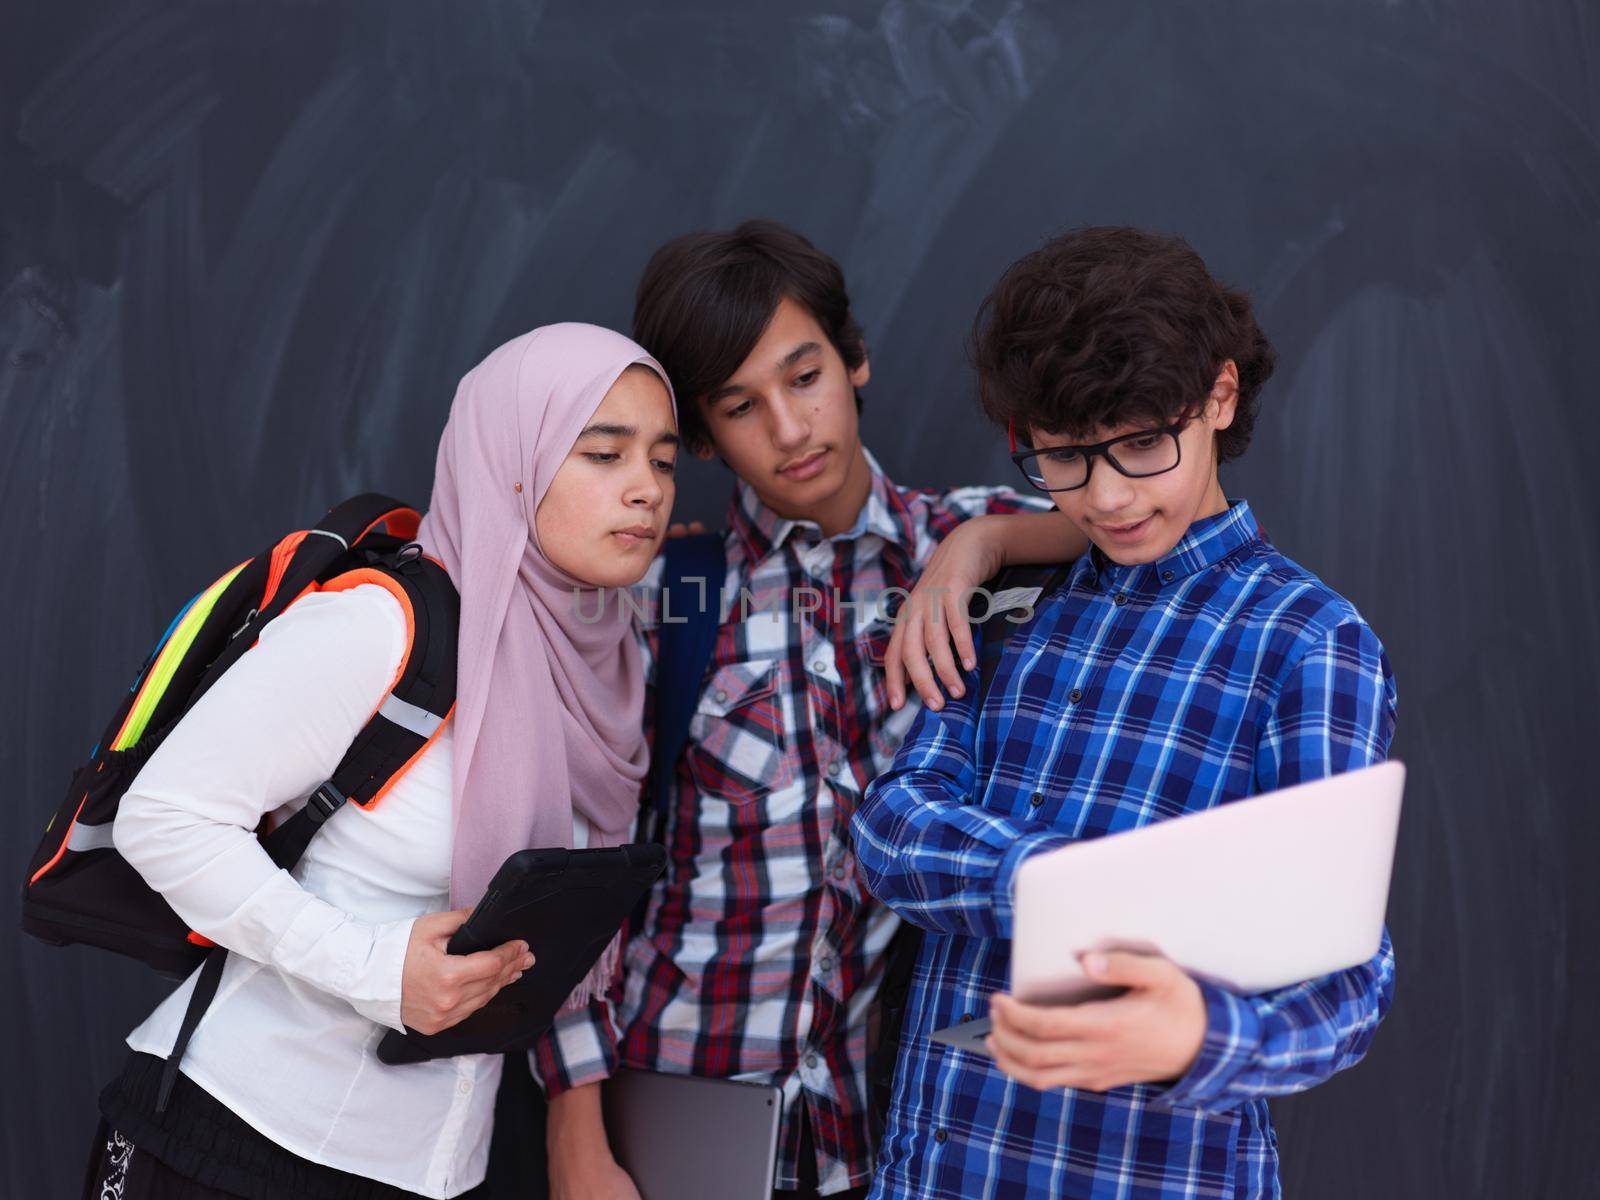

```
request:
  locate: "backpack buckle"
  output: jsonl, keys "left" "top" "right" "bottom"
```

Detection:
{"left": 229, "top": 607, "right": 260, "bottom": 643}
{"left": 392, "top": 542, "right": 424, "bottom": 575}
{"left": 307, "top": 782, "right": 347, "bottom": 824}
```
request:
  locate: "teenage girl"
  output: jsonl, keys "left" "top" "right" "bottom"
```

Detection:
{"left": 83, "top": 324, "right": 680, "bottom": 1199}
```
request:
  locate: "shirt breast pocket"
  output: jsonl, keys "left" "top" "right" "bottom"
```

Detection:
{"left": 686, "top": 658, "right": 796, "bottom": 806}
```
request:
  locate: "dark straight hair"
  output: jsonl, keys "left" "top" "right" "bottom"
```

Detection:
{"left": 632, "top": 219, "right": 867, "bottom": 451}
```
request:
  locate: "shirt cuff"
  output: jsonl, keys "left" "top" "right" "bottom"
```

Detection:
{"left": 529, "top": 999, "right": 619, "bottom": 1098}
{"left": 1155, "top": 978, "right": 1263, "bottom": 1109}
{"left": 994, "top": 831, "right": 1075, "bottom": 938}
{"left": 343, "top": 917, "right": 415, "bottom": 1033}
{"left": 268, "top": 890, "right": 412, "bottom": 1032}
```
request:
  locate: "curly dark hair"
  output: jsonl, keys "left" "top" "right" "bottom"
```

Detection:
{"left": 970, "top": 227, "right": 1275, "bottom": 463}
{"left": 633, "top": 219, "right": 867, "bottom": 451}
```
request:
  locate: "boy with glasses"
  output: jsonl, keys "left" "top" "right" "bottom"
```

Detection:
{"left": 852, "top": 226, "right": 1398, "bottom": 1199}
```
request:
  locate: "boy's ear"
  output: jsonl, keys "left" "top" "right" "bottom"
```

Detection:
{"left": 687, "top": 398, "right": 720, "bottom": 460}
{"left": 849, "top": 355, "right": 871, "bottom": 390}
{"left": 1208, "top": 360, "right": 1240, "bottom": 431}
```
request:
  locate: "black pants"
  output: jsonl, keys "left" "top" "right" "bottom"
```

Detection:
{"left": 774, "top": 1111, "right": 871, "bottom": 1200}
{"left": 83, "top": 1120, "right": 490, "bottom": 1200}
{"left": 84, "top": 1122, "right": 247, "bottom": 1200}
{"left": 483, "top": 1052, "right": 549, "bottom": 1198}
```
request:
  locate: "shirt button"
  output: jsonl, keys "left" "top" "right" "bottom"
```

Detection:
{"left": 1068, "top": 688, "right": 1083, "bottom": 703}
{"left": 457, "top": 1080, "right": 472, "bottom": 1096}
{"left": 805, "top": 1053, "right": 819, "bottom": 1069}
{"left": 714, "top": 688, "right": 729, "bottom": 704}
{"left": 831, "top": 864, "right": 847, "bottom": 880}
{"left": 1029, "top": 792, "right": 1045, "bottom": 807}
{"left": 1113, "top": 592, "right": 1128, "bottom": 606}
{"left": 1161, "top": 569, "right": 1175, "bottom": 583}
{"left": 934, "top": 1128, "right": 949, "bottom": 1144}
{"left": 818, "top": 955, "right": 835, "bottom": 973}
{"left": 827, "top": 761, "right": 841, "bottom": 777}
{"left": 812, "top": 659, "right": 828, "bottom": 675}
{"left": 962, "top": 1012, "right": 974, "bottom": 1022}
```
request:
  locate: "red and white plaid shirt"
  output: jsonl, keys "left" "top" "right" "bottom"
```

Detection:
{"left": 530, "top": 449, "right": 1044, "bottom": 1193}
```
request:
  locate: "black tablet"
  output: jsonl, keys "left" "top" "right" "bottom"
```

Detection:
{"left": 377, "top": 842, "right": 666, "bottom": 1066}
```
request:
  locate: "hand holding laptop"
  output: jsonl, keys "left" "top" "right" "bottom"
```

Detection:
{"left": 931, "top": 761, "right": 1405, "bottom": 1092}
{"left": 985, "top": 952, "right": 1209, "bottom": 1093}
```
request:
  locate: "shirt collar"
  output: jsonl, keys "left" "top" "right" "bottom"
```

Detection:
{"left": 1073, "top": 500, "right": 1261, "bottom": 592}
{"left": 726, "top": 446, "right": 912, "bottom": 567}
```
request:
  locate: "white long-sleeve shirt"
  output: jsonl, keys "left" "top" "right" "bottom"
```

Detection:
{"left": 118, "top": 583, "right": 494, "bottom": 1198}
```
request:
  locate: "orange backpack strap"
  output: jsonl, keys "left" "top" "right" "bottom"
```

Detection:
{"left": 177, "top": 495, "right": 423, "bottom": 722}
{"left": 254, "top": 551, "right": 458, "bottom": 878}
{"left": 318, "top": 552, "right": 458, "bottom": 808}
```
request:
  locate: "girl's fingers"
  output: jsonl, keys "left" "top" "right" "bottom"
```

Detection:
{"left": 449, "top": 941, "right": 528, "bottom": 989}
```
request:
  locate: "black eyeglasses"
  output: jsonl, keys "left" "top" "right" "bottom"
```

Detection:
{"left": 1007, "top": 417, "right": 1187, "bottom": 493}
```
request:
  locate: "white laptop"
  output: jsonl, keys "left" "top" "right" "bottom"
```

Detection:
{"left": 931, "top": 760, "right": 1404, "bottom": 1052}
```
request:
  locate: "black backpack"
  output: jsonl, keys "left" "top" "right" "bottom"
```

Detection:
{"left": 21, "top": 493, "right": 460, "bottom": 1108}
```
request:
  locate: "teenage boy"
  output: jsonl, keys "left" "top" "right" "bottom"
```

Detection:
{"left": 851, "top": 226, "right": 1398, "bottom": 1199}
{"left": 532, "top": 220, "right": 1084, "bottom": 1199}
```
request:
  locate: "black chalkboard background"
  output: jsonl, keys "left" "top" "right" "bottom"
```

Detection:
{"left": 4, "top": 3, "right": 1597, "bottom": 1197}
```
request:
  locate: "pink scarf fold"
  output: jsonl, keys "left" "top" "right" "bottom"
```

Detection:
{"left": 414, "top": 323, "right": 673, "bottom": 1010}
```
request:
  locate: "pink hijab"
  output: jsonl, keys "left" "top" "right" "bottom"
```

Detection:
{"left": 414, "top": 323, "right": 673, "bottom": 1009}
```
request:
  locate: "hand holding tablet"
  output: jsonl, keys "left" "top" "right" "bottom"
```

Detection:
{"left": 378, "top": 843, "right": 666, "bottom": 1065}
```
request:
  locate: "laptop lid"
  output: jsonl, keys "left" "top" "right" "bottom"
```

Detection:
{"left": 602, "top": 1069, "right": 783, "bottom": 1200}
{"left": 1011, "top": 759, "right": 1405, "bottom": 1005}
{"left": 930, "top": 760, "right": 1405, "bottom": 1053}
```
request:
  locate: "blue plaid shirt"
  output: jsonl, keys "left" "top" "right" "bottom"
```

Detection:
{"left": 851, "top": 501, "right": 1397, "bottom": 1199}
